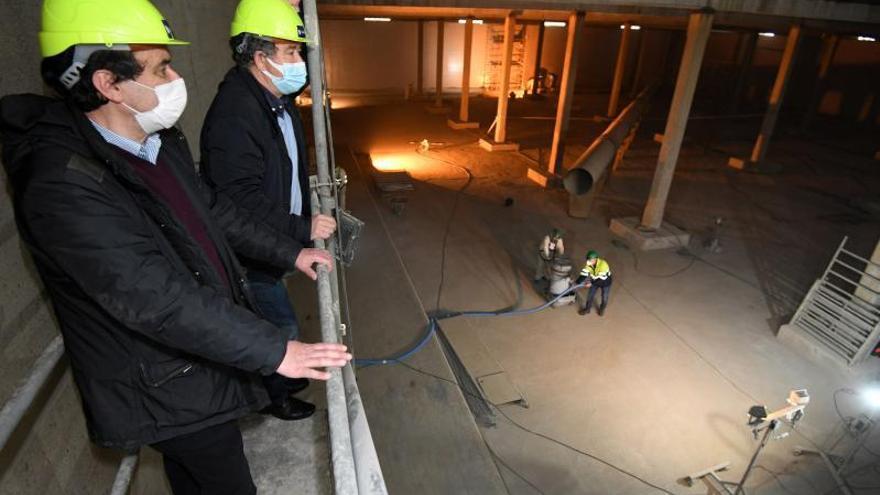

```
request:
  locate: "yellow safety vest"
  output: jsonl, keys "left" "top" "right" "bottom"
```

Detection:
{"left": 580, "top": 258, "right": 611, "bottom": 281}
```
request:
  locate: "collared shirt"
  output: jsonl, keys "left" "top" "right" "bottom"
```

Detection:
{"left": 261, "top": 88, "right": 302, "bottom": 216}
{"left": 89, "top": 120, "right": 162, "bottom": 165}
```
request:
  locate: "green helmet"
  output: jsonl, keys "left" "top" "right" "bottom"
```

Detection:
{"left": 39, "top": 0, "right": 188, "bottom": 58}
{"left": 231, "top": 0, "right": 309, "bottom": 43}
{"left": 586, "top": 250, "right": 599, "bottom": 260}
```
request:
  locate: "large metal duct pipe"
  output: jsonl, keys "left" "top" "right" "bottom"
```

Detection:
{"left": 563, "top": 86, "right": 655, "bottom": 195}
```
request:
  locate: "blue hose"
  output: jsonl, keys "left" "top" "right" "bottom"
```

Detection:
{"left": 354, "top": 283, "right": 586, "bottom": 366}
{"left": 355, "top": 319, "right": 439, "bottom": 366}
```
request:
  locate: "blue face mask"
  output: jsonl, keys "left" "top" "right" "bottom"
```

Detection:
{"left": 263, "top": 58, "right": 307, "bottom": 95}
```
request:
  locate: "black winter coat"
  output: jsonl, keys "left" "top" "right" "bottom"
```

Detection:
{"left": 201, "top": 67, "right": 312, "bottom": 283}
{"left": 0, "top": 94, "right": 299, "bottom": 450}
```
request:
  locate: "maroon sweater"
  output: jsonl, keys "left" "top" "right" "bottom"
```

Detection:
{"left": 112, "top": 147, "right": 231, "bottom": 290}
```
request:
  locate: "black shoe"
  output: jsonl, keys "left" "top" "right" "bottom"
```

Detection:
{"left": 598, "top": 306, "right": 605, "bottom": 317}
{"left": 578, "top": 307, "right": 590, "bottom": 316}
{"left": 285, "top": 378, "right": 309, "bottom": 395}
{"left": 260, "top": 397, "right": 316, "bottom": 421}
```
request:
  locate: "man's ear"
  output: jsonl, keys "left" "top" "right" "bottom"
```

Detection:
{"left": 92, "top": 70, "right": 125, "bottom": 104}
{"left": 253, "top": 51, "right": 268, "bottom": 71}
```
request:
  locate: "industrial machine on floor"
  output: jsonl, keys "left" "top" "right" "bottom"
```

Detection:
{"left": 684, "top": 389, "right": 812, "bottom": 495}
{"left": 547, "top": 256, "right": 577, "bottom": 307}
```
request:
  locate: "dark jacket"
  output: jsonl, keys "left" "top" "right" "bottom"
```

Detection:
{"left": 201, "top": 66, "right": 312, "bottom": 283}
{"left": 0, "top": 94, "right": 301, "bottom": 450}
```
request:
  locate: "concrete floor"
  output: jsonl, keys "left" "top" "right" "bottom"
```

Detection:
{"left": 304, "top": 92, "right": 880, "bottom": 494}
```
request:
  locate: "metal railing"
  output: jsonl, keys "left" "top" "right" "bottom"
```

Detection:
{"left": 790, "top": 237, "right": 880, "bottom": 367}
{"left": 303, "top": 0, "right": 387, "bottom": 492}
{"left": 311, "top": 186, "right": 387, "bottom": 494}
{"left": 0, "top": 335, "right": 137, "bottom": 495}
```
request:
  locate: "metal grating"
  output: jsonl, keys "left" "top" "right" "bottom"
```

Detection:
{"left": 791, "top": 237, "right": 880, "bottom": 366}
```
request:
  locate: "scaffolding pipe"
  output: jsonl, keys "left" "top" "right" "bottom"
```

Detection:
{"left": 342, "top": 364, "right": 388, "bottom": 494}
{"left": 303, "top": 0, "right": 334, "bottom": 211}
{"left": 564, "top": 86, "right": 655, "bottom": 195}
{"left": 312, "top": 188, "right": 357, "bottom": 495}
{"left": 109, "top": 453, "right": 139, "bottom": 495}
{"left": 0, "top": 335, "right": 64, "bottom": 451}
{"left": 303, "top": 1, "right": 360, "bottom": 491}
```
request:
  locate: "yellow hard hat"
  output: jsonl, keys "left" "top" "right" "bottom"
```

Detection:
{"left": 39, "top": 0, "right": 188, "bottom": 58}
{"left": 230, "top": 0, "right": 309, "bottom": 43}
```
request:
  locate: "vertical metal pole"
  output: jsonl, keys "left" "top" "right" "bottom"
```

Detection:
{"left": 733, "top": 421, "right": 777, "bottom": 495}
{"left": 302, "top": 1, "right": 357, "bottom": 490}
{"left": 641, "top": 10, "right": 714, "bottom": 230}
{"left": 417, "top": 20, "right": 424, "bottom": 95}
{"left": 459, "top": 18, "right": 474, "bottom": 122}
{"left": 749, "top": 24, "right": 802, "bottom": 164}
{"left": 531, "top": 22, "right": 546, "bottom": 97}
{"left": 310, "top": 191, "right": 357, "bottom": 495}
{"left": 302, "top": 0, "right": 333, "bottom": 208}
{"left": 494, "top": 12, "right": 516, "bottom": 144}
{"left": 435, "top": 20, "right": 445, "bottom": 107}
{"left": 802, "top": 33, "right": 839, "bottom": 130}
{"left": 608, "top": 22, "right": 632, "bottom": 117}
{"left": 547, "top": 11, "right": 585, "bottom": 175}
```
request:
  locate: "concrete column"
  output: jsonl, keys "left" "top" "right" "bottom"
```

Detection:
{"left": 547, "top": 11, "right": 585, "bottom": 175}
{"left": 729, "top": 32, "right": 758, "bottom": 113}
{"left": 449, "top": 19, "right": 479, "bottom": 129}
{"left": 460, "top": 19, "right": 474, "bottom": 122}
{"left": 856, "top": 239, "right": 880, "bottom": 306}
{"left": 740, "top": 24, "right": 802, "bottom": 166}
{"left": 435, "top": 20, "right": 445, "bottom": 107}
{"left": 630, "top": 30, "right": 648, "bottom": 97}
{"left": 531, "top": 22, "right": 546, "bottom": 97}
{"left": 802, "top": 33, "right": 839, "bottom": 130}
{"left": 640, "top": 10, "right": 714, "bottom": 230}
{"left": 417, "top": 20, "right": 424, "bottom": 95}
{"left": 494, "top": 13, "right": 516, "bottom": 143}
{"left": 608, "top": 22, "right": 633, "bottom": 117}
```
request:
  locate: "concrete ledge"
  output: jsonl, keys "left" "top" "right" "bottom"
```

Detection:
{"left": 478, "top": 138, "right": 519, "bottom": 152}
{"left": 778, "top": 323, "right": 850, "bottom": 371}
{"left": 609, "top": 217, "right": 690, "bottom": 251}
{"left": 425, "top": 105, "right": 447, "bottom": 115}
{"left": 526, "top": 168, "right": 551, "bottom": 187}
{"left": 727, "top": 156, "right": 750, "bottom": 170}
{"left": 447, "top": 119, "right": 480, "bottom": 130}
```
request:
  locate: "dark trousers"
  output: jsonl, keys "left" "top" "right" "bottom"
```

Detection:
{"left": 151, "top": 421, "right": 256, "bottom": 495}
{"left": 249, "top": 279, "right": 302, "bottom": 405}
{"left": 581, "top": 280, "right": 612, "bottom": 311}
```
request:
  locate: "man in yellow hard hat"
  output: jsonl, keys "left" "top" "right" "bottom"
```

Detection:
{"left": 201, "top": 0, "right": 336, "bottom": 421}
{"left": 0, "top": 1, "right": 350, "bottom": 492}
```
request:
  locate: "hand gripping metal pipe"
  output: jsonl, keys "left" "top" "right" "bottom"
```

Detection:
{"left": 311, "top": 185, "right": 388, "bottom": 495}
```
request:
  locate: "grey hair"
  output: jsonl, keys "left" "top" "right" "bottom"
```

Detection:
{"left": 229, "top": 33, "right": 277, "bottom": 68}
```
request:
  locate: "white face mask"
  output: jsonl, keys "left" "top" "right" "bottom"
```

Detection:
{"left": 122, "top": 78, "right": 188, "bottom": 134}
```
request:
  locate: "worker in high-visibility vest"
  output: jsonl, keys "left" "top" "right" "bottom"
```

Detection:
{"left": 575, "top": 250, "right": 613, "bottom": 316}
